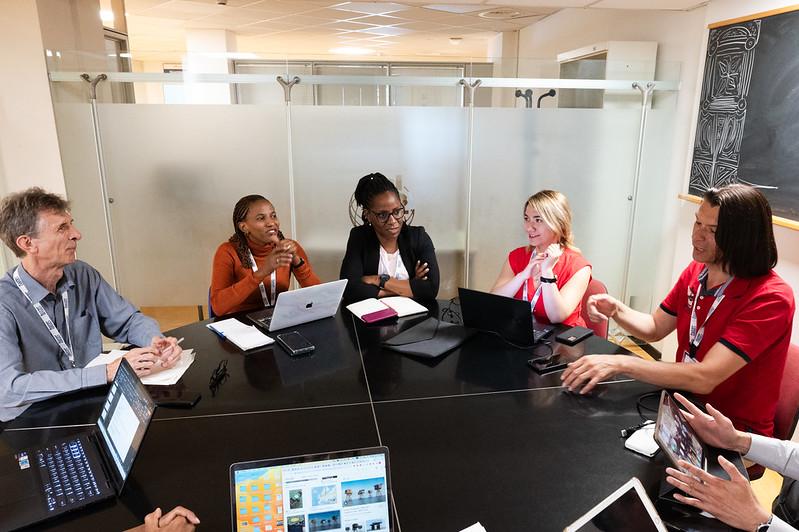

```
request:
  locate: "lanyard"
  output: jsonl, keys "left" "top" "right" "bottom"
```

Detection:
{"left": 248, "top": 249, "right": 277, "bottom": 308}
{"left": 13, "top": 267, "right": 75, "bottom": 367}
{"left": 688, "top": 268, "right": 734, "bottom": 352}
{"left": 521, "top": 249, "right": 543, "bottom": 313}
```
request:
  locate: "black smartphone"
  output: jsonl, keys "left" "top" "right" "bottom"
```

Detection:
{"left": 276, "top": 331, "right": 315, "bottom": 356}
{"left": 146, "top": 387, "right": 201, "bottom": 408}
{"left": 555, "top": 326, "right": 594, "bottom": 346}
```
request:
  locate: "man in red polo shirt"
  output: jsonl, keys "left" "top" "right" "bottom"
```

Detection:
{"left": 561, "top": 184, "right": 794, "bottom": 436}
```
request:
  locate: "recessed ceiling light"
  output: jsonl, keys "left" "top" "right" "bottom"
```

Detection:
{"left": 100, "top": 9, "right": 114, "bottom": 24}
{"left": 334, "top": 2, "right": 408, "bottom": 15}
{"left": 329, "top": 46, "right": 376, "bottom": 55}
{"left": 449, "top": 37, "right": 463, "bottom": 45}
{"left": 478, "top": 8, "right": 522, "bottom": 20}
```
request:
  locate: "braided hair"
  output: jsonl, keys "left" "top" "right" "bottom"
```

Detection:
{"left": 229, "top": 194, "right": 277, "bottom": 268}
{"left": 351, "top": 172, "right": 401, "bottom": 226}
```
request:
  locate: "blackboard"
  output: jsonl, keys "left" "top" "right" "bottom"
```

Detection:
{"left": 688, "top": 7, "right": 799, "bottom": 221}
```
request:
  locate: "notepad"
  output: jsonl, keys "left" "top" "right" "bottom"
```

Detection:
{"left": 347, "top": 296, "right": 428, "bottom": 322}
{"left": 86, "top": 349, "right": 196, "bottom": 385}
{"left": 206, "top": 318, "right": 275, "bottom": 351}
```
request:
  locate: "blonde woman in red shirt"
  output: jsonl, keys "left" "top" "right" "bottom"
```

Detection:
{"left": 490, "top": 189, "right": 591, "bottom": 327}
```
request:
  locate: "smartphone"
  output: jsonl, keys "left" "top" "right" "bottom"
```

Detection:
{"left": 276, "top": 331, "right": 315, "bottom": 356}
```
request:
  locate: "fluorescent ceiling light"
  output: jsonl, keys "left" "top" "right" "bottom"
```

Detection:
{"left": 100, "top": 9, "right": 114, "bottom": 24}
{"left": 329, "top": 46, "right": 376, "bottom": 55}
{"left": 334, "top": 2, "right": 409, "bottom": 15}
{"left": 354, "top": 25, "right": 412, "bottom": 37}
{"left": 424, "top": 4, "right": 484, "bottom": 14}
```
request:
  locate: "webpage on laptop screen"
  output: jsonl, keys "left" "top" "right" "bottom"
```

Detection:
{"left": 234, "top": 454, "right": 389, "bottom": 532}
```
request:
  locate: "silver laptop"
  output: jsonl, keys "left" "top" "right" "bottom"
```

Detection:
{"left": 246, "top": 279, "right": 348, "bottom": 332}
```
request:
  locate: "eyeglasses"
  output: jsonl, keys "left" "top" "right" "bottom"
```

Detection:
{"left": 209, "top": 359, "right": 229, "bottom": 396}
{"left": 368, "top": 206, "right": 406, "bottom": 225}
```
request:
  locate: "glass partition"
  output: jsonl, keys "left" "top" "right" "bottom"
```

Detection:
{"left": 290, "top": 105, "right": 469, "bottom": 298}
{"left": 469, "top": 107, "right": 641, "bottom": 297}
{"left": 96, "top": 104, "right": 291, "bottom": 306}
{"left": 47, "top": 57, "right": 681, "bottom": 315}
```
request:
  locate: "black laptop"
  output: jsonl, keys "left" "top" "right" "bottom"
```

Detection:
{"left": 0, "top": 358, "right": 156, "bottom": 530}
{"left": 458, "top": 287, "right": 554, "bottom": 348}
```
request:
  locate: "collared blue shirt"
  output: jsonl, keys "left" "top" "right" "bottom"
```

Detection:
{"left": 0, "top": 260, "right": 161, "bottom": 421}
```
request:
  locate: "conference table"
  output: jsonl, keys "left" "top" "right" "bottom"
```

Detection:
{"left": 1, "top": 301, "right": 734, "bottom": 531}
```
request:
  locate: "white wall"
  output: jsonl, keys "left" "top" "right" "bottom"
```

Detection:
{"left": 0, "top": 0, "right": 66, "bottom": 196}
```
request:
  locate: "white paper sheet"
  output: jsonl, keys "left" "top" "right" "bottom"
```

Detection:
{"left": 86, "top": 349, "right": 196, "bottom": 385}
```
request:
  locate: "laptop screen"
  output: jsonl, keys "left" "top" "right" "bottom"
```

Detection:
{"left": 231, "top": 447, "right": 391, "bottom": 532}
{"left": 654, "top": 392, "right": 704, "bottom": 470}
{"left": 96, "top": 359, "right": 156, "bottom": 483}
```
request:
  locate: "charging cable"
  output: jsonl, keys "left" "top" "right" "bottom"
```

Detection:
{"left": 620, "top": 420, "right": 655, "bottom": 439}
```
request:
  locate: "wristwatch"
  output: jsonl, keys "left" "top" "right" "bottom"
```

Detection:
{"left": 378, "top": 274, "right": 390, "bottom": 289}
{"left": 540, "top": 275, "right": 557, "bottom": 284}
{"left": 756, "top": 515, "right": 773, "bottom": 531}
{"left": 291, "top": 257, "right": 305, "bottom": 269}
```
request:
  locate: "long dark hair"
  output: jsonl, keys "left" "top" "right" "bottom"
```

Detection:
{"left": 704, "top": 184, "right": 777, "bottom": 278}
{"left": 352, "top": 172, "right": 401, "bottom": 225}
{"left": 229, "top": 194, "right": 275, "bottom": 268}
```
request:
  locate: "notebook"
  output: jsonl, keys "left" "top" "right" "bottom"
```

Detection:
{"left": 347, "top": 296, "right": 428, "bottom": 323}
{"left": 458, "top": 287, "right": 554, "bottom": 348}
{"left": 247, "top": 279, "right": 348, "bottom": 332}
{"left": 0, "top": 359, "right": 155, "bottom": 530}
{"left": 564, "top": 477, "right": 667, "bottom": 531}
{"left": 230, "top": 446, "right": 393, "bottom": 532}
{"left": 208, "top": 318, "right": 275, "bottom": 351}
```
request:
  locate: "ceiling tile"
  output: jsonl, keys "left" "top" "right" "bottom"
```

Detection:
{"left": 354, "top": 25, "right": 414, "bottom": 36}
{"left": 591, "top": 0, "right": 705, "bottom": 8}
{"left": 346, "top": 14, "right": 408, "bottom": 25}
{"left": 332, "top": 2, "right": 411, "bottom": 15}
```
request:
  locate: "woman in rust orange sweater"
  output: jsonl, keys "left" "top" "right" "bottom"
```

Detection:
{"left": 210, "top": 195, "right": 320, "bottom": 316}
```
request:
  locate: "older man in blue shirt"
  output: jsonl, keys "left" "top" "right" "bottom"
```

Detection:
{"left": 0, "top": 187, "right": 182, "bottom": 421}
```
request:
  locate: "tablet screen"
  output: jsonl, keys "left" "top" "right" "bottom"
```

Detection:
{"left": 564, "top": 478, "right": 666, "bottom": 532}
{"left": 654, "top": 392, "right": 704, "bottom": 470}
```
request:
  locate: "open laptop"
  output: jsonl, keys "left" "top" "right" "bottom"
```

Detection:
{"left": 247, "top": 279, "right": 348, "bottom": 332}
{"left": 564, "top": 477, "right": 667, "bottom": 532}
{"left": 0, "top": 358, "right": 155, "bottom": 530}
{"left": 654, "top": 391, "right": 748, "bottom": 481}
{"left": 230, "top": 446, "right": 393, "bottom": 532}
{"left": 458, "top": 287, "right": 554, "bottom": 348}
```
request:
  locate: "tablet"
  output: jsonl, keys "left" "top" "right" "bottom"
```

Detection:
{"left": 653, "top": 391, "right": 705, "bottom": 471}
{"left": 563, "top": 477, "right": 667, "bottom": 532}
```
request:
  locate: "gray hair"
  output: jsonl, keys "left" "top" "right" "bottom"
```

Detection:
{"left": 0, "top": 187, "right": 70, "bottom": 257}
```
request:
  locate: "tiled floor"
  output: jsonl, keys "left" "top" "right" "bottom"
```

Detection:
{"left": 140, "top": 305, "right": 785, "bottom": 511}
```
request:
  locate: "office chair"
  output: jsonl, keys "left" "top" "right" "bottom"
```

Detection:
{"left": 580, "top": 278, "right": 609, "bottom": 338}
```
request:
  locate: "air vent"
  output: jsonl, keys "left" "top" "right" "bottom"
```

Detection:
{"left": 478, "top": 8, "right": 522, "bottom": 20}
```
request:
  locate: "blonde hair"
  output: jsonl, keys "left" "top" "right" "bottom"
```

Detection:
{"left": 525, "top": 190, "right": 577, "bottom": 250}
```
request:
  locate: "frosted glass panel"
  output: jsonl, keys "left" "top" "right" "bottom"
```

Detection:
{"left": 469, "top": 108, "right": 641, "bottom": 298}
{"left": 53, "top": 103, "right": 115, "bottom": 284}
{"left": 97, "top": 104, "right": 290, "bottom": 306}
{"left": 290, "top": 106, "right": 469, "bottom": 298}
{"left": 626, "top": 109, "right": 678, "bottom": 312}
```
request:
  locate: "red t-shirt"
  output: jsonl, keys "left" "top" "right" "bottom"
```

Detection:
{"left": 660, "top": 261, "right": 795, "bottom": 436}
{"left": 508, "top": 246, "right": 591, "bottom": 327}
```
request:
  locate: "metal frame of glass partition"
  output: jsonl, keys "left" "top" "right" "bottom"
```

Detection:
{"left": 48, "top": 71, "right": 679, "bottom": 307}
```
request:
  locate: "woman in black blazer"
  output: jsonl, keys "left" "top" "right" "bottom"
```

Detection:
{"left": 340, "top": 173, "right": 440, "bottom": 303}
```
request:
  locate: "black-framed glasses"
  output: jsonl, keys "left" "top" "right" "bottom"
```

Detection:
{"left": 368, "top": 206, "right": 406, "bottom": 225}
{"left": 209, "top": 359, "right": 229, "bottom": 395}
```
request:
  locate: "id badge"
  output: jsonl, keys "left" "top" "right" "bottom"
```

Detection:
{"left": 682, "top": 350, "right": 698, "bottom": 364}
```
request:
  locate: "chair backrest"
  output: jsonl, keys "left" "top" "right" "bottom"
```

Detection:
{"left": 581, "top": 278, "right": 609, "bottom": 339}
{"left": 208, "top": 287, "right": 216, "bottom": 319}
{"left": 774, "top": 343, "right": 799, "bottom": 441}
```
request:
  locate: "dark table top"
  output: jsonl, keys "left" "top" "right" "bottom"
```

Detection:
{"left": 0, "top": 301, "right": 730, "bottom": 531}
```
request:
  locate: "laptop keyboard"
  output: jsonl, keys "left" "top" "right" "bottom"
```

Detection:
{"left": 36, "top": 439, "right": 101, "bottom": 512}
